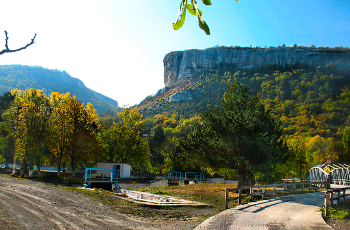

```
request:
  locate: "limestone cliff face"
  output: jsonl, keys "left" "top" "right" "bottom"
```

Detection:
{"left": 163, "top": 48, "right": 350, "bottom": 87}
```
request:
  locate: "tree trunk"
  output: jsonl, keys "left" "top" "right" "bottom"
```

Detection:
{"left": 71, "top": 158, "right": 76, "bottom": 177}
{"left": 109, "top": 152, "right": 113, "bottom": 162}
{"left": 21, "top": 160, "right": 28, "bottom": 177}
{"left": 28, "top": 156, "right": 34, "bottom": 178}
{"left": 36, "top": 157, "right": 41, "bottom": 176}
{"left": 57, "top": 156, "right": 61, "bottom": 176}
{"left": 237, "top": 137, "right": 243, "bottom": 188}
{"left": 237, "top": 162, "right": 243, "bottom": 188}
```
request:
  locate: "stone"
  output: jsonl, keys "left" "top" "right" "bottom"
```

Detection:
{"left": 163, "top": 47, "right": 350, "bottom": 87}
{"left": 168, "top": 91, "right": 192, "bottom": 102}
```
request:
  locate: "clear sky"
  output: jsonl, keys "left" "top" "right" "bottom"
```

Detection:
{"left": 0, "top": 0, "right": 349, "bottom": 107}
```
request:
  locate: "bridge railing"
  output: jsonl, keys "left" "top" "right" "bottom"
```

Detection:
{"left": 225, "top": 181, "right": 327, "bottom": 209}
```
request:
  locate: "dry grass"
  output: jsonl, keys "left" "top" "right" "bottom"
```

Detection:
{"left": 138, "top": 182, "right": 238, "bottom": 210}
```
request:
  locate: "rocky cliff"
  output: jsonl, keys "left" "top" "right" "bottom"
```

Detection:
{"left": 163, "top": 47, "right": 350, "bottom": 87}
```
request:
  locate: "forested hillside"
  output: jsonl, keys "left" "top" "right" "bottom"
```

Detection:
{"left": 133, "top": 63, "right": 350, "bottom": 181}
{"left": 138, "top": 63, "right": 350, "bottom": 140}
{"left": 0, "top": 65, "right": 119, "bottom": 114}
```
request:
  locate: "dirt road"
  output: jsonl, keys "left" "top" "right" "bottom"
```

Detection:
{"left": 0, "top": 175, "right": 196, "bottom": 230}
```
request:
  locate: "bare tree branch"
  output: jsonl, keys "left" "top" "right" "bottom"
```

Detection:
{"left": 0, "top": 31, "right": 37, "bottom": 55}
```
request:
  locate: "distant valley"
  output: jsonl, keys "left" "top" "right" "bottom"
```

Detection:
{"left": 0, "top": 65, "right": 120, "bottom": 114}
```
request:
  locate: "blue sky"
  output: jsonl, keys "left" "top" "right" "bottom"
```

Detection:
{"left": 0, "top": 0, "right": 349, "bottom": 107}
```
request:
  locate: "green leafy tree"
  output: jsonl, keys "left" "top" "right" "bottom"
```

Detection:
{"left": 342, "top": 126, "right": 350, "bottom": 160}
{"left": 98, "top": 107, "right": 149, "bottom": 170}
{"left": 97, "top": 123, "right": 121, "bottom": 163}
{"left": 118, "top": 107, "right": 149, "bottom": 169}
{"left": 286, "top": 135, "right": 308, "bottom": 179}
{"left": 148, "top": 125, "right": 166, "bottom": 173}
{"left": 181, "top": 79, "right": 287, "bottom": 186}
{"left": 343, "top": 126, "right": 350, "bottom": 153}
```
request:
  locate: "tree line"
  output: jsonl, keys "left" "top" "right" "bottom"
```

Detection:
{"left": 0, "top": 89, "right": 147, "bottom": 177}
{"left": 1, "top": 64, "right": 350, "bottom": 186}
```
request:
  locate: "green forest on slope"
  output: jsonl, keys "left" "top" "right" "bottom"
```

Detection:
{"left": 138, "top": 63, "right": 350, "bottom": 140}
{"left": 0, "top": 65, "right": 119, "bottom": 114}
{"left": 131, "top": 63, "right": 350, "bottom": 181}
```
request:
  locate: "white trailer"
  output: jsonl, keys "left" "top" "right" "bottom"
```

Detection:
{"left": 96, "top": 162, "right": 131, "bottom": 178}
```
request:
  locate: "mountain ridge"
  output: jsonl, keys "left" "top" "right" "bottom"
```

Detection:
{"left": 0, "top": 65, "right": 119, "bottom": 114}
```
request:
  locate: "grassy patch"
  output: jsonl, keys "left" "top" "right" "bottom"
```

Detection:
{"left": 60, "top": 186, "right": 136, "bottom": 206}
{"left": 324, "top": 200, "right": 350, "bottom": 221}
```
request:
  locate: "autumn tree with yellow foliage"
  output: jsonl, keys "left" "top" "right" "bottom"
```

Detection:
{"left": 49, "top": 93, "right": 99, "bottom": 176}
{"left": 4, "top": 89, "right": 99, "bottom": 176}
{"left": 10, "top": 89, "right": 50, "bottom": 176}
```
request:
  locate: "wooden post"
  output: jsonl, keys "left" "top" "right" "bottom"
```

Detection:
{"left": 262, "top": 187, "right": 265, "bottom": 200}
{"left": 238, "top": 189, "right": 242, "bottom": 204}
{"left": 225, "top": 188, "right": 229, "bottom": 210}
{"left": 301, "top": 183, "right": 304, "bottom": 194}
{"left": 250, "top": 187, "right": 254, "bottom": 200}
{"left": 325, "top": 191, "right": 331, "bottom": 217}
{"left": 330, "top": 191, "right": 334, "bottom": 208}
{"left": 309, "top": 182, "right": 311, "bottom": 192}
{"left": 337, "top": 189, "right": 340, "bottom": 206}
{"left": 283, "top": 183, "right": 286, "bottom": 196}
{"left": 293, "top": 183, "right": 296, "bottom": 194}
{"left": 273, "top": 186, "right": 276, "bottom": 198}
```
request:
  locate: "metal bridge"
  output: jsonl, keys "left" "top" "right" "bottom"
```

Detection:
{"left": 309, "top": 163, "right": 350, "bottom": 186}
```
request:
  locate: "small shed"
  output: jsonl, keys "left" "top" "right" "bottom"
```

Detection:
{"left": 96, "top": 162, "right": 131, "bottom": 178}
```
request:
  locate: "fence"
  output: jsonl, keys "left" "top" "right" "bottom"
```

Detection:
{"left": 324, "top": 187, "right": 350, "bottom": 217}
{"left": 84, "top": 168, "right": 121, "bottom": 189}
{"left": 225, "top": 181, "right": 327, "bottom": 209}
{"left": 167, "top": 171, "right": 206, "bottom": 183}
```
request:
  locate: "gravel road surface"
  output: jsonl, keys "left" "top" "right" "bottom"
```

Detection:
{"left": 195, "top": 191, "right": 332, "bottom": 230}
{"left": 0, "top": 175, "right": 195, "bottom": 230}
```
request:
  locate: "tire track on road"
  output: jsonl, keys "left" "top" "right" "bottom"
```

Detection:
{"left": 0, "top": 180, "right": 144, "bottom": 229}
{"left": 0, "top": 186, "right": 81, "bottom": 229}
